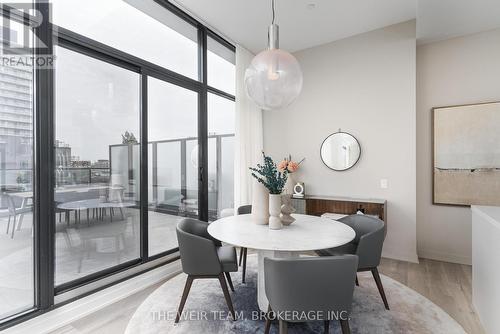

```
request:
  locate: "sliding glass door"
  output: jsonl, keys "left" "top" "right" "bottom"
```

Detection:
{"left": 147, "top": 77, "right": 198, "bottom": 256}
{"left": 0, "top": 0, "right": 235, "bottom": 328}
{"left": 0, "top": 32, "right": 35, "bottom": 320}
{"left": 208, "top": 94, "right": 235, "bottom": 220}
{"left": 53, "top": 46, "right": 141, "bottom": 286}
{"left": 207, "top": 36, "right": 236, "bottom": 220}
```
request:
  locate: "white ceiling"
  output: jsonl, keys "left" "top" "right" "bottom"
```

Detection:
{"left": 417, "top": 0, "right": 500, "bottom": 44}
{"left": 171, "top": 0, "right": 500, "bottom": 52}
{"left": 172, "top": 0, "right": 416, "bottom": 53}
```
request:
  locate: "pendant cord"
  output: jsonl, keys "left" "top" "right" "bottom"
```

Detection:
{"left": 271, "top": 0, "right": 276, "bottom": 24}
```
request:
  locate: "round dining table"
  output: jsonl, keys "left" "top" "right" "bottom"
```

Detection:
{"left": 58, "top": 199, "right": 135, "bottom": 223}
{"left": 207, "top": 213, "right": 356, "bottom": 311}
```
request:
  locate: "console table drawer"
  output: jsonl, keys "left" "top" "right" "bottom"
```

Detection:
{"left": 291, "top": 196, "right": 386, "bottom": 223}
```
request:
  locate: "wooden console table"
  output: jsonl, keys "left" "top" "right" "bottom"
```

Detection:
{"left": 291, "top": 195, "right": 387, "bottom": 222}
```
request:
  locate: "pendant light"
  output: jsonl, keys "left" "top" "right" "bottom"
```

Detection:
{"left": 244, "top": 0, "right": 303, "bottom": 111}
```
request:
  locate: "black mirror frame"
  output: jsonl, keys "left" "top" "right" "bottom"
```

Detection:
{"left": 320, "top": 131, "right": 361, "bottom": 171}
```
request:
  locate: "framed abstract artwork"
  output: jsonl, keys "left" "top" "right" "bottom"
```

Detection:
{"left": 433, "top": 101, "right": 500, "bottom": 206}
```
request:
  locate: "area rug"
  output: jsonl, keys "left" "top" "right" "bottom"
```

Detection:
{"left": 125, "top": 255, "right": 466, "bottom": 334}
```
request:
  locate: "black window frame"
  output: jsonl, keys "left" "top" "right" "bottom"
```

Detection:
{"left": 0, "top": 0, "right": 235, "bottom": 329}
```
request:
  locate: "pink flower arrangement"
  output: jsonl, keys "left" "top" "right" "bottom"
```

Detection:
{"left": 277, "top": 160, "right": 288, "bottom": 172}
{"left": 278, "top": 155, "right": 305, "bottom": 174}
{"left": 288, "top": 161, "right": 299, "bottom": 173}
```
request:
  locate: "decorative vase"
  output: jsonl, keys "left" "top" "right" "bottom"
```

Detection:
{"left": 251, "top": 181, "right": 269, "bottom": 224}
{"left": 268, "top": 194, "right": 283, "bottom": 230}
{"left": 284, "top": 173, "right": 295, "bottom": 195}
{"left": 281, "top": 194, "right": 296, "bottom": 226}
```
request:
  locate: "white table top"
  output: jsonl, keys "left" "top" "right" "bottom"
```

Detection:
{"left": 58, "top": 199, "right": 135, "bottom": 210}
{"left": 10, "top": 185, "right": 123, "bottom": 198}
{"left": 208, "top": 214, "right": 355, "bottom": 252}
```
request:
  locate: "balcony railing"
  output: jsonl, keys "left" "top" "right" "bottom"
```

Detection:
{"left": 55, "top": 167, "right": 110, "bottom": 187}
{"left": 1, "top": 134, "right": 235, "bottom": 220}
{"left": 109, "top": 134, "right": 235, "bottom": 220}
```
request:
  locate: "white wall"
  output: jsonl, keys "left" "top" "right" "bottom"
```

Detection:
{"left": 263, "top": 21, "right": 418, "bottom": 263}
{"left": 416, "top": 28, "right": 500, "bottom": 265}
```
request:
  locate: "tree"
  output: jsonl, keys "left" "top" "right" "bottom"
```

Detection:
{"left": 121, "top": 131, "right": 138, "bottom": 144}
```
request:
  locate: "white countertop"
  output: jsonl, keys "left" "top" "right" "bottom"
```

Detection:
{"left": 207, "top": 213, "right": 355, "bottom": 252}
{"left": 471, "top": 205, "right": 500, "bottom": 228}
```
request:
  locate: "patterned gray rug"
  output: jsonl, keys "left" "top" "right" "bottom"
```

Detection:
{"left": 126, "top": 255, "right": 466, "bottom": 334}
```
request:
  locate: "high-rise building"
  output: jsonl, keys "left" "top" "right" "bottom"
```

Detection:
{"left": 54, "top": 140, "right": 71, "bottom": 168}
{"left": 0, "top": 63, "right": 33, "bottom": 190}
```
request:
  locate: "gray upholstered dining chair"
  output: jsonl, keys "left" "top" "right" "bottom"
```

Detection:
{"left": 264, "top": 255, "right": 358, "bottom": 334}
{"left": 316, "top": 214, "right": 389, "bottom": 310}
{"left": 175, "top": 218, "right": 238, "bottom": 323}
{"left": 237, "top": 204, "right": 251, "bottom": 283}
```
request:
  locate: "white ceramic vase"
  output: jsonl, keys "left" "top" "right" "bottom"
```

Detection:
{"left": 268, "top": 194, "right": 283, "bottom": 230}
{"left": 284, "top": 173, "right": 295, "bottom": 195}
{"left": 251, "top": 181, "right": 269, "bottom": 224}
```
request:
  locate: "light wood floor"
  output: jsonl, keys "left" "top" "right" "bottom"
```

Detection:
{"left": 378, "top": 257, "right": 484, "bottom": 334}
{"left": 50, "top": 257, "right": 484, "bottom": 334}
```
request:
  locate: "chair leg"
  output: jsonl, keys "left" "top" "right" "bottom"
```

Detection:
{"left": 224, "top": 272, "right": 235, "bottom": 292}
{"left": 371, "top": 268, "right": 390, "bottom": 310}
{"left": 242, "top": 248, "right": 247, "bottom": 284}
{"left": 279, "top": 320, "right": 288, "bottom": 334}
{"left": 10, "top": 215, "right": 16, "bottom": 238}
{"left": 324, "top": 320, "right": 330, "bottom": 334}
{"left": 175, "top": 276, "right": 194, "bottom": 323}
{"left": 355, "top": 275, "right": 359, "bottom": 286}
{"left": 6, "top": 215, "right": 11, "bottom": 234}
{"left": 239, "top": 247, "right": 244, "bottom": 266}
{"left": 340, "top": 319, "right": 350, "bottom": 334}
{"left": 17, "top": 213, "right": 24, "bottom": 231}
{"left": 264, "top": 305, "right": 272, "bottom": 334}
{"left": 218, "top": 273, "right": 236, "bottom": 320}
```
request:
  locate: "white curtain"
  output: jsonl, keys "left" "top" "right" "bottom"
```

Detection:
{"left": 234, "top": 45, "right": 263, "bottom": 210}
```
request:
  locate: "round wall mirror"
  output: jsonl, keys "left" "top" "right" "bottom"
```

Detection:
{"left": 320, "top": 131, "right": 361, "bottom": 171}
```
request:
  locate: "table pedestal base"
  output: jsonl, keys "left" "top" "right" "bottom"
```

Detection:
{"left": 256, "top": 250, "right": 299, "bottom": 312}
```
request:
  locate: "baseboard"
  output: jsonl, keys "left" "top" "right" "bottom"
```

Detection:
{"left": 4, "top": 261, "right": 182, "bottom": 334}
{"left": 382, "top": 249, "right": 419, "bottom": 263}
{"left": 418, "top": 249, "right": 472, "bottom": 265}
{"left": 381, "top": 243, "right": 419, "bottom": 264}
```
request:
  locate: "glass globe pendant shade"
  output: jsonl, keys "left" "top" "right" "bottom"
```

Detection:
{"left": 245, "top": 25, "right": 303, "bottom": 110}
